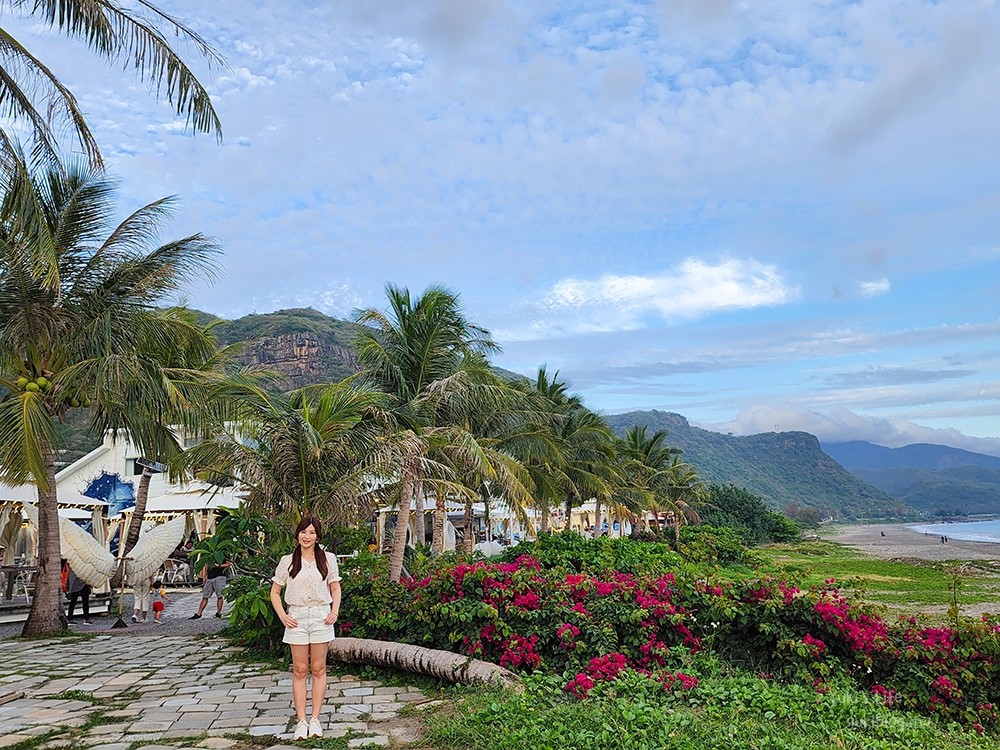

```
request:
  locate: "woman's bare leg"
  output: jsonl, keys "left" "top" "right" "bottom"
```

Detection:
{"left": 290, "top": 643, "right": 310, "bottom": 721}
{"left": 309, "top": 642, "right": 330, "bottom": 718}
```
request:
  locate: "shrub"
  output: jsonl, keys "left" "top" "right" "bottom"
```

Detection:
{"left": 339, "top": 538, "right": 1000, "bottom": 730}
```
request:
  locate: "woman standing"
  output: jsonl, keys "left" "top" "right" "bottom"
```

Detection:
{"left": 270, "top": 516, "right": 342, "bottom": 741}
{"left": 66, "top": 563, "right": 92, "bottom": 624}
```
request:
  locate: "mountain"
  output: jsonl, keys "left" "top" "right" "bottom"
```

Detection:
{"left": 602, "top": 410, "right": 906, "bottom": 521}
{"left": 823, "top": 441, "right": 1000, "bottom": 517}
{"left": 208, "top": 307, "right": 360, "bottom": 388}
{"left": 822, "top": 441, "right": 1000, "bottom": 471}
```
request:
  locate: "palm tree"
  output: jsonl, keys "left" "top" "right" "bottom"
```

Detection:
{"left": 111, "top": 310, "right": 231, "bottom": 564}
{"left": 0, "top": 0, "right": 222, "bottom": 164}
{"left": 178, "top": 376, "right": 398, "bottom": 526}
{"left": 618, "top": 425, "right": 705, "bottom": 544}
{"left": 0, "top": 155, "right": 219, "bottom": 636}
{"left": 353, "top": 284, "right": 500, "bottom": 580}
{"left": 429, "top": 365, "right": 539, "bottom": 554}
{"left": 556, "top": 408, "right": 618, "bottom": 531}
{"left": 618, "top": 425, "right": 681, "bottom": 532}
{"left": 661, "top": 457, "right": 707, "bottom": 547}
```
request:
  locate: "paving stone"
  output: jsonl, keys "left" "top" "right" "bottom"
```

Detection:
{"left": 343, "top": 686, "right": 374, "bottom": 696}
{"left": 248, "top": 725, "right": 285, "bottom": 736}
{"left": 348, "top": 736, "right": 389, "bottom": 748}
{"left": 0, "top": 606, "right": 430, "bottom": 748}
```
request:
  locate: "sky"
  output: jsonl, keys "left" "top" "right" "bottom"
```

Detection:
{"left": 7, "top": 0, "right": 1000, "bottom": 455}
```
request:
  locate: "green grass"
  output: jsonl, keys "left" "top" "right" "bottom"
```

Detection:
{"left": 421, "top": 672, "right": 995, "bottom": 750}
{"left": 756, "top": 540, "right": 1000, "bottom": 615}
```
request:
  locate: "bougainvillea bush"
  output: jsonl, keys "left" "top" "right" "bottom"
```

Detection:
{"left": 339, "top": 538, "right": 1000, "bottom": 731}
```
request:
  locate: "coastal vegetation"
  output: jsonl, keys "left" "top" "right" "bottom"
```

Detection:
{"left": 210, "top": 513, "right": 999, "bottom": 746}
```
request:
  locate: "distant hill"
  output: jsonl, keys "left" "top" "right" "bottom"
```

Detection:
{"left": 823, "top": 441, "right": 1000, "bottom": 517}
{"left": 208, "top": 307, "right": 360, "bottom": 387}
{"left": 822, "top": 441, "right": 1000, "bottom": 471}
{"left": 851, "top": 466, "right": 1000, "bottom": 517}
{"left": 602, "top": 410, "right": 906, "bottom": 521}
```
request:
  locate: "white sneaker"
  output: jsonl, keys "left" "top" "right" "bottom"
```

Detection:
{"left": 308, "top": 717, "right": 323, "bottom": 738}
{"left": 293, "top": 720, "right": 309, "bottom": 740}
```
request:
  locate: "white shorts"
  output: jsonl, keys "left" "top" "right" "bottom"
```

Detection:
{"left": 283, "top": 604, "right": 336, "bottom": 645}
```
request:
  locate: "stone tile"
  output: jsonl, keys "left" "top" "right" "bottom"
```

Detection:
{"left": 348, "top": 736, "right": 389, "bottom": 748}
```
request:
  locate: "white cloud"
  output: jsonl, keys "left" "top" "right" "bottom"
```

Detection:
{"left": 859, "top": 277, "right": 890, "bottom": 296}
{"left": 514, "top": 257, "right": 798, "bottom": 337}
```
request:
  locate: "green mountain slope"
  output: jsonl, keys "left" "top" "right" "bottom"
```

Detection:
{"left": 853, "top": 465, "right": 1000, "bottom": 517}
{"left": 602, "top": 410, "right": 907, "bottom": 521}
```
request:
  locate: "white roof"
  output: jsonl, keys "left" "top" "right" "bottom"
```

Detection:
{"left": 0, "top": 482, "right": 107, "bottom": 507}
{"left": 122, "top": 485, "right": 242, "bottom": 515}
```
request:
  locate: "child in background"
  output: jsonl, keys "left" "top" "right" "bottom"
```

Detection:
{"left": 151, "top": 579, "right": 170, "bottom": 624}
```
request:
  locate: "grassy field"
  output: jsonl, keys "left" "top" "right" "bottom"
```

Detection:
{"left": 757, "top": 539, "right": 1000, "bottom": 618}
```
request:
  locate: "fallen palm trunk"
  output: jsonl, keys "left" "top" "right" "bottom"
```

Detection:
{"left": 328, "top": 637, "right": 523, "bottom": 691}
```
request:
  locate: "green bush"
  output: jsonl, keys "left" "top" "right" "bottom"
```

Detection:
{"left": 500, "top": 532, "right": 682, "bottom": 576}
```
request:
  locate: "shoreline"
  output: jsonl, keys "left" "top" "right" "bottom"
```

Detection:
{"left": 821, "top": 523, "right": 1000, "bottom": 562}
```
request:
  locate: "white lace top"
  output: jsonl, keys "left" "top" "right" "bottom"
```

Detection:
{"left": 272, "top": 551, "right": 341, "bottom": 606}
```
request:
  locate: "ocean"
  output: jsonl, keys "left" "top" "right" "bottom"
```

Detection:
{"left": 908, "top": 519, "right": 1000, "bottom": 545}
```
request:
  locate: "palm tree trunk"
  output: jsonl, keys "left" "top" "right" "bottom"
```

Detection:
{"left": 651, "top": 510, "right": 661, "bottom": 533}
{"left": 413, "top": 469, "right": 426, "bottom": 546}
{"left": 539, "top": 503, "right": 549, "bottom": 533}
{"left": 387, "top": 473, "right": 413, "bottom": 583}
{"left": 462, "top": 497, "right": 475, "bottom": 555}
{"left": 565, "top": 496, "right": 573, "bottom": 531}
{"left": 431, "top": 492, "right": 446, "bottom": 555}
{"left": 112, "top": 467, "right": 154, "bottom": 589}
{"left": 126, "top": 469, "right": 154, "bottom": 555}
{"left": 593, "top": 498, "right": 602, "bottom": 538}
{"left": 674, "top": 513, "right": 682, "bottom": 550}
{"left": 484, "top": 497, "right": 492, "bottom": 544}
{"left": 328, "top": 637, "right": 521, "bottom": 690}
{"left": 22, "top": 443, "right": 66, "bottom": 637}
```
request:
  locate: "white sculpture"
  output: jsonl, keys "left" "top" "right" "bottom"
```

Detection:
{"left": 23, "top": 503, "right": 185, "bottom": 587}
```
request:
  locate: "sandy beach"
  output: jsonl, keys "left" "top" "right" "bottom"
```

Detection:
{"left": 823, "top": 524, "right": 1000, "bottom": 562}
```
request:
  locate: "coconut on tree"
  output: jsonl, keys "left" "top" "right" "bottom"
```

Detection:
{"left": 0, "top": 155, "right": 220, "bottom": 636}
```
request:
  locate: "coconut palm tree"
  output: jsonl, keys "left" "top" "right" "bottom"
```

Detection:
{"left": 0, "top": 155, "right": 219, "bottom": 636}
{"left": 110, "top": 310, "right": 233, "bottom": 565}
{"left": 660, "top": 456, "right": 707, "bottom": 546}
{"left": 556, "top": 407, "right": 618, "bottom": 531}
{"left": 353, "top": 284, "right": 500, "bottom": 580}
{"left": 177, "top": 375, "right": 399, "bottom": 526}
{"left": 428, "top": 364, "right": 539, "bottom": 554}
{"left": 617, "top": 425, "right": 705, "bottom": 544}
{"left": 0, "top": 0, "right": 222, "bottom": 164}
{"left": 618, "top": 425, "right": 681, "bottom": 532}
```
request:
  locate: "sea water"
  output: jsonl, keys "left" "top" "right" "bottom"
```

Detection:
{"left": 908, "top": 519, "right": 1000, "bottom": 544}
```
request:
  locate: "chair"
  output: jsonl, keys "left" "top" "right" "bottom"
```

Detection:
{"left": 163, "top": 558, "right": 189, "bottom": 585}
{"left": 14, "top": 568, "right": 34, "bottom": 604}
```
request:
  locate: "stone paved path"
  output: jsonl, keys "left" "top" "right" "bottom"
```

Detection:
{"left": 0, "top": 593, "right": 432, "bottom": 749}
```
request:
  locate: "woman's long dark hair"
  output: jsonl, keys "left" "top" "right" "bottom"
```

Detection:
{"left": 289, "top": 515, "right": 328, "bottom": 579}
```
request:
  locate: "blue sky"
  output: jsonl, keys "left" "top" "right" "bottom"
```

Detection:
{"left": 10, "top": 0, "right": 1000, "bottom": 454}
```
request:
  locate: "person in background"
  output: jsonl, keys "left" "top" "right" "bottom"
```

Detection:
{"left": 66, "top": 564, "right": 92, "bottom": 625}
{"left": 151, "top": 579, "right": 171, "bottom": 624}
{"left": 270, "top": 515, "right": 341, "bottom": 741}
{"left": 131, "top": 575, "right": 152, "bottom": 623}
{"left": 189, "top": 556, "right": 231, "bottom": 619}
